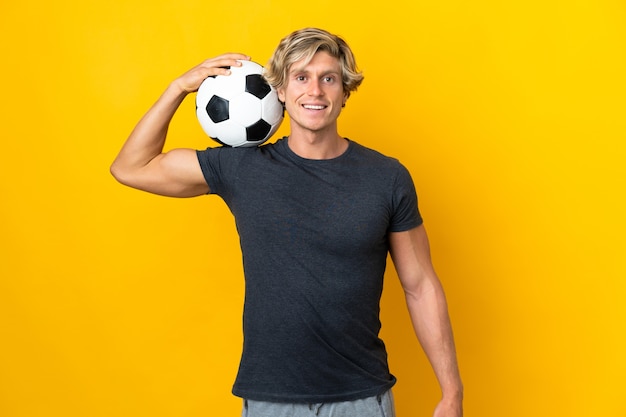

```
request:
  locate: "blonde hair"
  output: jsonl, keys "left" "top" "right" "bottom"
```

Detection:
{"left": 264, "top": 28, "right": 364, "bottom": 98}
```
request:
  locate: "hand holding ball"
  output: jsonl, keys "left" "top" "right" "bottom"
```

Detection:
{"left": 195, "top": 61, "right": 284, "bottom": 147}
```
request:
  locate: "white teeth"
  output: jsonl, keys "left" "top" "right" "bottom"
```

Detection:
{"left": 303, "top": 105, "right": 325, "bottom": 110}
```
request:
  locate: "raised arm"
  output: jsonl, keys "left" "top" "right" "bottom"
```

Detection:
{"left": 389, "top": 225, "right": 463, "bottom": 417}
{"left": 110, "top": 53, "right": 250, "bottom": 197}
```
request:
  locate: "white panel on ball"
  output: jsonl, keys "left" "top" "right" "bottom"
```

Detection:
{"left": 195, "top": 60, "right": 284, "bottom": 147}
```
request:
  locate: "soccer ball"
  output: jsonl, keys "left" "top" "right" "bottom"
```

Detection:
{"left": 195, "top": 60, "right": 284, "bottom": 147}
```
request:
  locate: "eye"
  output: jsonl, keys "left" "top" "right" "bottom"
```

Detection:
{"left": 295, "top": 75, "right": 307, "bottom": 82}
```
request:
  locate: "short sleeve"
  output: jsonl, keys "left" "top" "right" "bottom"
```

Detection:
{"left": 196, "top": 147, "right": 242, "bottom": 197}
{"left": 388, "top": 164, "right": 423, "bottom": 233}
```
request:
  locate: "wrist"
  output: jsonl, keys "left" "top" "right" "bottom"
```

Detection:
{"left": 442, "top": 383, "right": 464, "bottom": 401}
{"left": 167, "top": 80, "right": 191, "bottom": 99}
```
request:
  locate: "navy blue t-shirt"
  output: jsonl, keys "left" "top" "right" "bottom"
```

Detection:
{"left": 196, "top": 137, "right": 422, "bottom": 403}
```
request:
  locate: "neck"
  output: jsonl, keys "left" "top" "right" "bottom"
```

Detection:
{"left": 287, "top": 132, "right": 348, "bottom": 160}
{"left": 287, "top": 125, "right": 348, "bottom": 160}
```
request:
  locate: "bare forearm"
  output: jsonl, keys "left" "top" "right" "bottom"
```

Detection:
{"left": 111, "top": 82, "right": 187, "bottom": 175}
{"left": 406, "top": 280, "right": 463, "bottom": 400}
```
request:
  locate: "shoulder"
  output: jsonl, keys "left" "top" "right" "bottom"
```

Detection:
{"left": 348, "top": 140, "right": 402, "bottom": 164}
{"left": 347, "top": 140, "right": 409, "bottom": 177}
{"left": 197, "top": 137, "right": 284, "bottom": 162}
{"left": 196, "top": 138, "right": 290, "bottom": 182}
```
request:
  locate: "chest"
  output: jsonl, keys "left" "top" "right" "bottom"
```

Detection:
{"left": 227, "top": 158, "right": 394, "bottom": 256}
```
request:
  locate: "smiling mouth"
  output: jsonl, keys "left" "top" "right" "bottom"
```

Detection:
{"left": 302, "top": 104, "right": 326, "bottom": 110}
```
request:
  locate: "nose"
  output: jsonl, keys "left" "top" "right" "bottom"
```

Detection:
{"left": 307, "top": 79, "right": 323, "bottom": 96}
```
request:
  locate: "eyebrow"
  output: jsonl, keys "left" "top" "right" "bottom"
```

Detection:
{"left": 289, "top": 67, "right": 341, "bottom": 77}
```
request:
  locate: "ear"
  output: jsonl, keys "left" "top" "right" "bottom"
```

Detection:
{"left": 277, "top": 87, "right": 286, "bottom": 103}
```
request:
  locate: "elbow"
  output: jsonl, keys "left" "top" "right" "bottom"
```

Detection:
{"left": 109, "top": 160, "right": 134, "bottom": 187}
{"left": 109, "top": 160, "right": 124, "bottom": 184}
{"left": 401, "top": 271, "right": 445, "bottom": 302}
{"left": 109, "top": 161, "right": 120, "bottom": 181}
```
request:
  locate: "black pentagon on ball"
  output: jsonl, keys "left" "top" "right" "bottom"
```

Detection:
{"left": 245, "top": 74, "right": 271, "bottom": 99}
{"left": 207, "top": 95, "right": 229, "bottom": 123}
{"left": 246, "top": 119, "right": 272, "bottom": 141}
{"left": 212, "top": 137, "right": 229, "bottom": 147}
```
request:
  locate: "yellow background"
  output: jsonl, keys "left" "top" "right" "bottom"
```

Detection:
{"left": 1, "top": 0, "right": 625, "bottom": 416}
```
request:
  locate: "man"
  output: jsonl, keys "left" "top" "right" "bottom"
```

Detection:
{"left": 111, "top": 28, "right": 463, "bottom": 417}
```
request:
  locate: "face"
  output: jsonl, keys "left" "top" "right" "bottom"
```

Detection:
{"left": 277, "top": 51, "right": 347, "bottom": 136}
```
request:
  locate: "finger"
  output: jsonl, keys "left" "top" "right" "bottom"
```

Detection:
{"left": 200, "top": 55, "right": 251, "bottom": 77}
{"left": 203, "top": 53, "right": 250, "bottom": 69}
{"left": 214, "top": 52, "right": 251, "bottom": 61}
